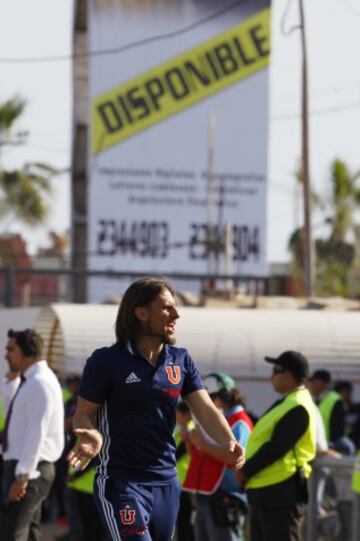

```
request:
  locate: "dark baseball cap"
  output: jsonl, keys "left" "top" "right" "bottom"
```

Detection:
{"left": 309, "top": 369, "right": 331, "bottom": 384}
{"left": 265, "top": 350, "right": 309, "bottom": 380}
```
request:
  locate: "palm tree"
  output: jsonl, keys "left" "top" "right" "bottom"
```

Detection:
{"left": 326, "top": 159, "right": 360, "bottom": 246}
{"left": 287, "top": 166, "right": 322, "bottom": 294}
{"left": 315, "top": 159, "right": 360, "bottom": 296}
{"left": 0, "top": 164, "right": 56, "bottom": 225}
{"left": 0, "top": 96, "right": 26, "bottom": 143}
{"left": 0, "top": 97, "right": 56, "bottom": 226}
{"left": 288, "top": 158, "right": 360, "bottom": 296}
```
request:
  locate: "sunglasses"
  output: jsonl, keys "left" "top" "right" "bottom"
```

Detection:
{"left": 272, "top": 366, "right": 286, "bottom": 375}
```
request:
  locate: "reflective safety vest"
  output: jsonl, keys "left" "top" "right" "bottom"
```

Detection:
{"left": 67, "top": 467, "right": 95, "bottom": 495}
{"left": 62, "top": 387, "right": 73, "bottom": 405}
{"left": 175, "top": 420, "right": 194, "bottom": 486}
{"left": 318, "top": 391, "right": 341, "bottom": 442}
{"left": 182, "top": 409, "right": 253, "bottom": 495}
{"left": 352, "top": 452, "right": 360, "bottom": 494}
{"left": 246, "top": 388, "right": 316, "bottom": 490}
{"left": 0, "top": 399, "right": 5, "bottom": 431}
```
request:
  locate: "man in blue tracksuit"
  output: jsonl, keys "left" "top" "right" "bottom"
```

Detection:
{"left": 67, "top": 277, "right": 245, "bottom": 541}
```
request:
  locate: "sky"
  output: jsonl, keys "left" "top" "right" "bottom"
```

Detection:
{"left": 1, "top": 0, "right": 360, "bottom": 262}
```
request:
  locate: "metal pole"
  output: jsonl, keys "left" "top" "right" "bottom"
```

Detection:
{"left": 71, "top": 0, "right": 88, "bottom": 302}
{"left": 299, "top": 0, "right": 315, "bottom": 297}
{"left": 306, "top": 464, "right": 319, "bottom": 541}
{"left": 206, "top": 112, "right": 216, "bottom": 292}
{"left": 225, "top": 222, "right": 233, "bottom": 293}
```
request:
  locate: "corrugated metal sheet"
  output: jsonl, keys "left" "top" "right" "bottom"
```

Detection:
{"left": 36, "top": 304, "right": 360, "bottom": 381}
{"left": 37, "top": 304, "right": 116, "bottom": 375}
{"left": 35, "top": 306, "right": 65, "bottom": 373}
{"left": 175, "top": 308, "right": 360, "bottom": 380}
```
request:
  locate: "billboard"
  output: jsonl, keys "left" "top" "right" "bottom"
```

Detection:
{"left": 88, "top": 0, "right": 271, "bottom": 301}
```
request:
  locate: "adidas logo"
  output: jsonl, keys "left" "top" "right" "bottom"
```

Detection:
{"left": 125, "top": 372, "right": 141, "bottom": 384}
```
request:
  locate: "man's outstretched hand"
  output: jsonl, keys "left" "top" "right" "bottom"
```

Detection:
{"left": 228, "top": 440, "right": 246, "bottom": 470}
{"left": 67, "top": 428, "right": 103, "bottom": 470}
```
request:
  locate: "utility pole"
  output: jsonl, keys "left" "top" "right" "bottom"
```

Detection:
{"left": 71, "top": 0, "right": 88, "bottom": 302}
{"left": 299, "top": 0, "right": 315, "bottom": 297}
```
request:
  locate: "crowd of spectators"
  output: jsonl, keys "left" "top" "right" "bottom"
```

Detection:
{"left": 1, "top": 350, "right": 360, "bottom": 540}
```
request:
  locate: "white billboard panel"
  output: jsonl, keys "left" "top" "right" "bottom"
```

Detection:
{"left": 88, "top": 0, "right": 271, "bottom": 302}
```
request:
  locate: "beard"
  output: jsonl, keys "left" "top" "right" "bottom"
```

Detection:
{"left": 151, "top": 331, "right": 176, "bottom": 346}
{"left": 145, "top": 322, "right": 176, "bottom": 345}
{"left": 164, "top": 334, "right": 176, "bottom": 346}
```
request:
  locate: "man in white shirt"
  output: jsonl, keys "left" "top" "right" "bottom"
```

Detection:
{"left": 0, "top": 329, "right": 64, "bottom": 541}
{"left": 1, "top": 371, "right": 20, "bottom": 418}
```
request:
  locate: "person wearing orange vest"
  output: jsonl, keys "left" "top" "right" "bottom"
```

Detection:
{"left": 183, "top": 373, "right": 253, "bottom": 541}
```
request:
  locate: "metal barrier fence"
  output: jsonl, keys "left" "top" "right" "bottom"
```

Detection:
{"left": 0, "top": 266, "right": 269, "bottom": 306}
{"left": 307, "top": 456, "right": 359, "bottom": 541}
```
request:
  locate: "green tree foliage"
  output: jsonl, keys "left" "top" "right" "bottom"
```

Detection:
{"left": 0, "top": 97, "right": 57, "bottom": 227}
{"left": 288, "top": 158, "right": 360, "bottom": 296}
{"left": 0, "top": 97, "right": 26, "bottom": 135}
{"left": 326, "top": 159, "right": 360, "bottom": 245}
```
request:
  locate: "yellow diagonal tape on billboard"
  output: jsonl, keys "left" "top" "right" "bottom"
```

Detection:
{"left": 92, "top": 8, "right": 270, "bottom": 154}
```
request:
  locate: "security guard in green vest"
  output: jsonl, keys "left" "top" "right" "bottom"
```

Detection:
{"left": 0, "top": 399, "right": 5, "bottom": 431}
{"left": 175, "top": 401, "right": 195, "bottom": 541}
{"left": 0, "top": 398, "right": 4, "bottom": 483}
{"left": 308, "top": 369, "right": 354, "bottom": 455}
{"left": 352, "top": 452, "right": 360, "bottom": 493}
{"left": 237, "top": 351, "right": 316, "bottom": 541}
{"left": 66, "top": 462, "right": 107, "bottom": 540}
{"left": 352, "top": 452, "right": 360, "bottom": 540}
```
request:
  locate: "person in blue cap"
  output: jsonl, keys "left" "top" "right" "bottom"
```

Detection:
{"left": 67, "top": 277, "right": 245, "bottom": 541}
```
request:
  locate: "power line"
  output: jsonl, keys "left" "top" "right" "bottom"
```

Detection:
{"left": 280, "top": 0, "right": 299, "bottom": 36}
{"left": 273, "top": 81, "right": 360, "bottom": 103}
{"left": 272, "top": 99, "right": 360, "bottom": 120}
{"left": 0, "top": 0, "right": 249, "bottom": 64}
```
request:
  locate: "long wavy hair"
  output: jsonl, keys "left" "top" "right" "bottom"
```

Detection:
{"left": 115, "top": 277, "right": 175, "bottom": 345}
